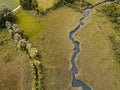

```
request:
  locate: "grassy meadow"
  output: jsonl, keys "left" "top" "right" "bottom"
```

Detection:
{"left": 0, "top": 0, "right": 19, "bottom": 9}
{"left": 15, "top": 9, "right": 44, "bottom": 37}
{"left": 74, "top": 7, "right": 120, "bottom": 90}
{"left": 86, "top": 0, "right": 104, "bottom": 4}
{"left": 37, "top": 0, "right": 58, "bottom": 11}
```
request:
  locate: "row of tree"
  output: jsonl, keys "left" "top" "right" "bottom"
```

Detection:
{"left": 6, "top": 20, "right": 44, "bottom": 90}
{"left": 5, "top": 21, "right": 44, "bottom": 90}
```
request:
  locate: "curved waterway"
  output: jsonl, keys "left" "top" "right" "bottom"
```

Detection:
{"left": 69, "top": 8, "right": 90, "bottom": 90}
{"left": 69, "top": 0, "right": 112, "bottom": 90}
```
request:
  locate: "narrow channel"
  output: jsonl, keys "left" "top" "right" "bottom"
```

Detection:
{"left": 69, "top": 8, "right": 90, "bottom": 90}
{"left": 69, "top": 0, "right": 112, "bottom": 90}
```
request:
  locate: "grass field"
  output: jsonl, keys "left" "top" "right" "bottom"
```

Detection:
{"left": 86, "top": 0, "right": 104, "bottom": 4}
{"left": 74, "top": 8, "right": 120, "bottom": 90}
{"left": 37, "top": 0, "right": 58, "bottom": 11}
{"left": 15, "top": 6, "right": 83, "bottom": 90}
{"left": 0, "top": 0, "right": 19, "bottom": 9}
{"left": 0, "top": 30, "right": 31, "bottom": 90}
{"left": 15, "top": 9, "right": 44, "bottom": 37}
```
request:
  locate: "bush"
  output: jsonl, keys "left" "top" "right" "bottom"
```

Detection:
{"left": 101, "top": 3, "right": 120, "bottom": 22}
{"left": 0, "top": 4, "right": 15, "bottom": 29}
{"left": 20, "top": 0, "right": 38, "bottom": 10}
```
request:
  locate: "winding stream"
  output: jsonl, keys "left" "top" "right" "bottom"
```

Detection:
{"left": 69, "top": 0, "right": 112, "bottom": 90}
{"left": 69, "top": 8, "right": 90, "bottom": 90}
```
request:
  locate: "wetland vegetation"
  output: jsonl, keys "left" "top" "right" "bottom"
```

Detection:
{"left": 0, "top": 0, "right": 120, "bottom": 90}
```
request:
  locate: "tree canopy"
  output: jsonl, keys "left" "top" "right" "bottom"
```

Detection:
{"left": 20, "top": 0, "right": 38, "bottom": 10}
{"left": 0, "top": 4, "right": 15, "bottom": 29}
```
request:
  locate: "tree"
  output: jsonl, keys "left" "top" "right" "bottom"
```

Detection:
{"left": 0, "top": 4, "right": 15, "bottom": 29}
{"left": 20, "top": 0, "right": 38, "bottom": 10}
{"left": 65, "top": 0, "right": 78, "bottom": 4}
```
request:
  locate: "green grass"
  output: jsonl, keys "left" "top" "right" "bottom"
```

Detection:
{"left": 0, "top": 0, "right": 19, "bottom": 9}
{"left": 86, "top": 0, "right": 104, "bottom": 4}
{"left": 15, "top": 9, "right": 44, "bottom": 37}
{"left": 37, "top": 0, "right": 58, "bottom": 11}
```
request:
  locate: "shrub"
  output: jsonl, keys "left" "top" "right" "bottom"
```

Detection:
{"left": 29, "top": 47, "right": 39, "bottom": 59}
{"left": 0, "top": 4, "right": 15, "bottom": 29}
{"left": 20, "top": 0, "right": 38, "bottom": 10}
{"left": 14, "top": 33, "right": 22, "bottom": 42}
{"left": 17, "top": 39, "right": 27, "bottom": 51}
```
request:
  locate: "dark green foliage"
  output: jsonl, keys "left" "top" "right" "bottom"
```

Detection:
{"left": 101, "top": 3, "right": 120, "bottom": 23}
{"left": 20, "top": 0, "right": 38, "bottom": 10}
{"left": 74, "top": 0, "right": 91, "bottom": 8}
{"left": 115, "top": 0, "right": 120, "bottom": 3}
{"left": 64, "top": 0, "right": 78, "bottom": 4}
{"left": 0, "top": 5, "right": 15, "bottom": 29}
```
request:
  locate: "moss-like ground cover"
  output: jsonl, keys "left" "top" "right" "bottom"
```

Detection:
{"left": 15, "top": 9, "right": 44, "bottom": 37}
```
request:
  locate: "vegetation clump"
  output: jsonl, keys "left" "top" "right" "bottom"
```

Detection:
{"left": 109, "top": 35, "right": 120, "bottom": 62}
{"left": 20, "top": 0, "right": 38, "bottom": 10}
{"left": 0, "top": 4, "right": 15, "bottom": 29}
{"left": 101, "top": 3, "right": 120, "bottom": 63}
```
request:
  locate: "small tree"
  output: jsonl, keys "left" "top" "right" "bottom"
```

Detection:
{"left": 0, "top": 4, "right": 15, "bottom": 29}
{"left": 20, "top": 0, "right": 38, "bottom": 10}
{"left": 29, "top": 47, "right": 39, "bottom": 59}
{"left": 14, "top": 33, "right": 22, "bottom": 42}
{"left": 65, "top": 0, "right": 79, "bottom": 4}
{"left": 17, "top": 39, "right": 27, "bottom": 51}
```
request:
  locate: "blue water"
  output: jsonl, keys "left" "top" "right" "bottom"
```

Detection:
{"left": 69, "top": 9, "right": 90, "bottom": 90}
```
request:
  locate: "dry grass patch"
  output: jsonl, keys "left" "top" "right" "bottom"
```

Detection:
{"left": 0, "top": 30, "right": 31, "bottom": 90}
